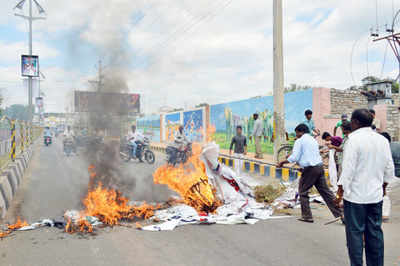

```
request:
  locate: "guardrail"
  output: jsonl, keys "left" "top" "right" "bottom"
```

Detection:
{"left": 0, "top": 116, "right": 42, "bottom": 171}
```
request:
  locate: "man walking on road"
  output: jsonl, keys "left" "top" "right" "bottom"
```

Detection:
{"left": 336, "top": 109, "right": 394, "bottom": 266}
{"left": 251, "top": 113, "right": 264, "bottom": 159}
{"left": 278, "top": 124, "right": 342, "bottom": 223}
{"left": 229, "top": 125, "right": 247, "bottom": 175}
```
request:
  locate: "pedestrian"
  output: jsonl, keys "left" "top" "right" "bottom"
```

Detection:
{"left": 369, "top": 109, "right": 381, "bottom": 132}
{"left": 229, "top": 125, "right": 247, "bottom": 175}
{"left": 303, "top": 110, "right": 320, "bottom": 137}
{"left": 336, "top": 109, "right": 394, "bottom": 266}
{"left": 278, "top": 124, "right": 342, "bottom": 223}
{"left": 333, "top": 114, "right": 349, "bottom": 137}
{"left": 328, "top": 121, "right": 352, "bottom": 178}
{"left": 322, "top": 132, "right": 342, "bottom": 147}
{"left": 251, "top": 113, "right": 264, "bottom": 159}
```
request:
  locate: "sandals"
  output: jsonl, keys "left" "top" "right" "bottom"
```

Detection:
{"left": 297, "top": 218, "right": 314, "bottom": 223}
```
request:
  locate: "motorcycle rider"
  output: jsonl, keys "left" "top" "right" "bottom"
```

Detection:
{"left": 63, "top": 125, "right": 76, "bottom": 154}
{"left": 174, "top": 125, "right": 189, "bottom": 150}
{"left": 44, "top": 126, "right": 52, "bottom": 144}
{"left": 126, "top": 125, "right": 144, "bottom": 161}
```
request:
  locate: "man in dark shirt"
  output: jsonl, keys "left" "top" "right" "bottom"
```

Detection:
{"left": 230, "top": 126, "right": 247, "bottom": 175}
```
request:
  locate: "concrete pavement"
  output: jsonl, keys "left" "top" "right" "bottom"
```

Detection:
{"left": 0, "top": 137, "right": 399, "bottom": 266}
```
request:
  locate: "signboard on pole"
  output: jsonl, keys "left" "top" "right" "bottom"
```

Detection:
{"left": 35, "top": 97, "right": 43, "bottom": 108}
{"left": 21, "top": 55, "right": 39, "bottom": 77}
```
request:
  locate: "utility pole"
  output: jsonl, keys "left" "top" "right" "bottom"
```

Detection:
{"left": 89, "top": 59, "right": 104, "bottom": 92}
{"left": 273, "top": 0, "right": 285, "bottom": 163}
{"left": 14, "top": 0, "right": 46, "bottom": 120}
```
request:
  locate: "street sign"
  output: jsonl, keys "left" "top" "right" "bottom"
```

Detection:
{"left": 21, "top": 55, "right": 39, "bottom": 77}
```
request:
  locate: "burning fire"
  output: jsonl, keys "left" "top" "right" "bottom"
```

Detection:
{"left": 153, "top": 143, "right": 221, "bottom": 213}
{"left": 7, "top": 217, "right": 29, "bottom": 230}
{"left": 0, "top": 217, "right": 29, "bottom": 238}
{"left": 66, "top": 166, "right": 160, "bottom": 233}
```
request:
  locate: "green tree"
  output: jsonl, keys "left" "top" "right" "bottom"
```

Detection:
{"left": 4, "top": 104, "right": 33, "bottom": 121}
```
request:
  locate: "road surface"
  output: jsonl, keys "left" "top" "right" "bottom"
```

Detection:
{"left": 0, "top": 139, "right": 399, "bottom": 266}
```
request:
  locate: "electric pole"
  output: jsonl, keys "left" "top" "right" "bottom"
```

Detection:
{"left": 89, "top": 60, "right": 104, "bottom": 92}
{"left": 14, "top": 0, "right": 46, "bottom": 120}
{"left": 273, "top": 0, "right": 285, "bottom": 163}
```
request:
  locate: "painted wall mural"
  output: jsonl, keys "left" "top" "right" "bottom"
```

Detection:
{"left": 164, "top": 112, "right": 181, "bottom": 142}
{"left": 183, "top": 109, "right": 205, "bottom": 142}
{"left": 209, "top": 89, "right": 313, "bottom": 154}
{"left": 136, "top": 114, "right": 161, "bottom": 142}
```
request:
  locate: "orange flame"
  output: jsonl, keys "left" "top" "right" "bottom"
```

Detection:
{"left": 66, "top": 166, "right": 162, "bottom": 233}
{"left": 153, "top": 148, "right": 221, "bottom": 213}
{"left": 7, "top": 217, "right": 29, "bottom": 230}
{"left": 0, "top": 217, "right": 29, "bottom": 238}
{"left": 206, "top": 125, "right": 216, "bottom": 142}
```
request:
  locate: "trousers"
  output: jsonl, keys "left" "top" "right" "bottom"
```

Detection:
{"left": 299, "top": 165, "right": 342, "bottom": 219}
{"left": 343, "top": 200, "right": 384, "bottom": 266}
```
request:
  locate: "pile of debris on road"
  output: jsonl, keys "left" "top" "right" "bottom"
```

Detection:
{"left": 1, "top": 141, "right": 326, "bottom": 237}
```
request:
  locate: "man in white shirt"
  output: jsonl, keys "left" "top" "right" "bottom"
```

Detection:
{"left": 126, "top": 125, "right": 144, "bottom": 160}
{"left": 251, "top": 113, "right": 264, "bottom": 159}
{"left": 337, "top": 109, "right": 394, "bottom": 266}
{"left": 63, "top": 126, "right": 76, "bottom": 153}
{"left": 278, "top": 124, "right": 342, "bottom": 223}
{"left": 174, "top": 125, "right": 189, "bottom": 149}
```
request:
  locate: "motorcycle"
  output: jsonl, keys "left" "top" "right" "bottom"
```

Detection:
{"left": 166, "top": 142, "right": 192, "bottom": 166}
{"left": 120, "top": 137, "right": 155, "bottom": 164}
{"left": 44, "top": 136, "right": 52, "bottom": 146}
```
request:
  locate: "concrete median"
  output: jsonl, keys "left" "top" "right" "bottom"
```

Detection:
{"left": 0, "top": 146, "right": 35, "bottom": 220}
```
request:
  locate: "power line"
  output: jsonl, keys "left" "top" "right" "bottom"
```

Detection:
{"left": 132, "top": 0, "right": 234, "bottom": 67}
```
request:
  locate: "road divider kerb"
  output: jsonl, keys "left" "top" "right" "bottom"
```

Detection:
{"left": 150, "top": 144, "right": 330, "bottom": 183}
{"left": 0, "top": 145, "right": 35, "bottom": 219}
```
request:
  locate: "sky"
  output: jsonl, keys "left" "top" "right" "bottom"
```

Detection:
{"left": 0, "top": 0, "right": 399, "bottom": 113}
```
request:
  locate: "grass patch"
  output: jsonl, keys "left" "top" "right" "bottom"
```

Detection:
{"left": 254, "top": 184, "right": 286, "bottom": 203}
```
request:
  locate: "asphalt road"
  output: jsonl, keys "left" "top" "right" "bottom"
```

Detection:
{"left": 0, "top": 139, "right": 399, "bottom": 266}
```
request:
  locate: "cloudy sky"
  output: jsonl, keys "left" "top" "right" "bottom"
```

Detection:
{"left": 0, "top": 0, "right": 399, "bottom": 113}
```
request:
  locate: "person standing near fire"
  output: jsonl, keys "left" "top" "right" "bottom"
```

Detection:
{"left": 303, "top": 109, "right": 320, "bottom": 137}
{"left": 251, "top": 113, "right": 264, "bottom": 159}
{"left": 229, "top": 125, "right": 247, "bottom": 175}
{"left": 336, "top": 109, "right": 394, "bottom": 266}
{"left": 278, "top": 124, "right": 342, "bottom": 223}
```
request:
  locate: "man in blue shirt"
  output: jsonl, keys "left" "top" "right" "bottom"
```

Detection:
{"left": 303, "top": 109, "right": 320, "bottom": 137}
{"left": 278, "top": 124, "right": 342, "bottom": 223}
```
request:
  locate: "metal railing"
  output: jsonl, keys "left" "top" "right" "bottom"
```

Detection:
{"left": 0, "top": 116, "right": 42, "bottom": 170}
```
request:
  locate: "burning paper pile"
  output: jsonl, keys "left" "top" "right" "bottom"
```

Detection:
{"left": 143, "top": 142, "right": 287, "bottom": 231}
{"left": 65, "top": 166, "right": 161, "bottom": 234}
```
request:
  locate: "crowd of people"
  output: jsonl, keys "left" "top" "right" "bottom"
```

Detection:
{"left": 278, "top": 108, "right": 396, "bottom": 266}
{"left": 227, "top": 108, "right": 397, "bottom": 265}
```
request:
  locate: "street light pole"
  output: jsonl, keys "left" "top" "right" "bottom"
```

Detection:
{"left": 28, "top": 0, "right": 33, "bottom": 116}
{"left": 273, "top": 0, "right": 285, "bottom": 163}
{"left": 14, "top": 0, "right": 46, "bottom": 121}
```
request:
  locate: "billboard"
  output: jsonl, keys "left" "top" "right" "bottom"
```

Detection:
{"left": 21, "top": 55, "right": 39, "bottom": 77}
{"left": 74, "top": 91, "right": 140, "bottom": 114}
{"left": 183, "top": 109, "right": 205, "bottom": 142}
{"left": 164, "top": 112, "right": 181, "bottom": 141}
{"left": 35, "top": 97, "right": 43, "bottom": 108}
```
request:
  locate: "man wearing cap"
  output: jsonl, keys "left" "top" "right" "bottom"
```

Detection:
{"left": 334, "top": 114, "right": 349, "bottom": 138}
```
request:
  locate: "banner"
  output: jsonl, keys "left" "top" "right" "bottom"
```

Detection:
{"left": 35, "top": 97, "right": 43, "bottom": 108}
{"left": 21, "top": 55, "right": 39, "bottom": 77}
{"left": 74, "top": 91, "right": 140, "bottom": 114}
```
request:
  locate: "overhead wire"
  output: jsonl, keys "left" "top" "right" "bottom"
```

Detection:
{"left": 131, "top": 0, "right": 234, "bottom": 67}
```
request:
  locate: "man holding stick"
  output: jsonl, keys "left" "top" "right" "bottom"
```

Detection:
{"left": 278, "top": 124, "right": 342, "bottom": 223}
{"left": 336, "top": 109, "right": 394, "bottom": 266}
